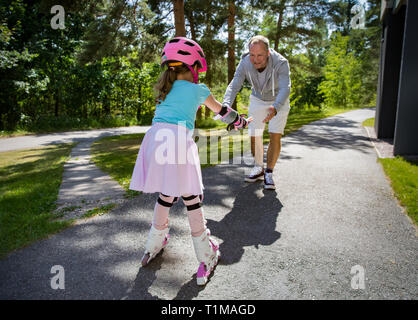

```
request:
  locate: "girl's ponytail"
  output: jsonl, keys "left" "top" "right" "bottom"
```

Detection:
{"left": 154, "top": 68, "right": 177, "bottom": 104}
{"left": 154, "top": 63, "right": 193, "bottom": 103}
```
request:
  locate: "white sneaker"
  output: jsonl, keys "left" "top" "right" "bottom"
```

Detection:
{"left": 264, "top": 172, "right": 276, "bottom": 190}
{"left": 245, "top": 165, "right": 264, "bottom": 182}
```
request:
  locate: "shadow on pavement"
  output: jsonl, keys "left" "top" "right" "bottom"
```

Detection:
{"left": 207, "top": 183, "right": 282, "bottom": 265}
{"left": 122, "top": 254, "right": 164, "bottom": 300}
{"left": 285, "top": 117, "right": 372, "bottom": 153}
{"left": 173, "top": 182, "right": 282, "bottom": 299}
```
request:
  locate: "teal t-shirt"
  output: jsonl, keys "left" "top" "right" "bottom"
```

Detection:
{"left": 152, "top": 80, "right": 211, "bottom": 130}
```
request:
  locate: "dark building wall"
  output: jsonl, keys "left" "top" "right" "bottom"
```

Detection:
{"left": 375, "top": 6, "right": 405, "bottom": 139}
{"left": 393, "top": 0, "right": 418, "bottom": 155}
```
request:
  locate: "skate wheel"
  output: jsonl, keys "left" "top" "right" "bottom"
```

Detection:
{"left": 163, "top": 235, "right": 169, "bottom": 246}
{"left": 141, "top": 253, "right": 150, "bottom": 267}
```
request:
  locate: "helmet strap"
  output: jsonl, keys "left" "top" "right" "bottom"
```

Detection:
{"left": 186, "top": 65, "right": 199, "bottom": 84}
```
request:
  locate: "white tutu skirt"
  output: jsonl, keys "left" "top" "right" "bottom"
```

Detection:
{"left": 129, "top": 122, "right": 204, "bottom": 197}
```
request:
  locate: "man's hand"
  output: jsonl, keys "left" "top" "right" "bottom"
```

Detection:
{"left": 262, "top": 106, "right": 277, "bottom": 123}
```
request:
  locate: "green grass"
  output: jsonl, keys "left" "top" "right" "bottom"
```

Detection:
{"left": 360, "top": 117, "right": 416, "bottom": 225}
{"left": 82, "top": 203, "right": 117, "bottom": 219}
{"left": 0, "top": 143, "right": 75, "bottom": 259}
{"left": 379, "top": 157, "right": 418, "bottom": 225}
{"left": 0, "top": 115, "right": 144, "bottom": 138}
{"left": 195, "top": 117, "right": 226, "bottom": 129}
{"left": 362, "top": 117, "right": 375, "bottom": 127}
{"left": 196, "top": 129, "right": 250, "bottom": 169}
{"left": 91, "top": 133, "right": 145, "bottom": 197}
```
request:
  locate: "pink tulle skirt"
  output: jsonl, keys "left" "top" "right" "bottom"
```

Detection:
{"left": 129, "top": 122, "right": 204, "bottom": 197}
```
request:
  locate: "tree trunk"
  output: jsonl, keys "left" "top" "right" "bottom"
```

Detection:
{"left": 54, "top": 89, "right": 59, "bottom": 117}
{"left": 203, "top": 5, "right": 214, "bottom": 119}
{"left": 137, "top": 86, "right": 142, "bottom": 122}
{"left": 173, "top": 0, "right": 186, "bottom": 37}
{"left": 196, "top": 107, "right": 202, "bottom": 121}
{"left": 345, "top": 0, "right": 355, "bottom": 35}
{"left": 275, "top": 2, "right": 286, "bottom": 51}
{"left": 228, "top": 0, "right": 237, "bottom": 110}
{"left": 83, "top": 105, "right": 88, "bottom": 119}
{"left": 187, "top": 11, "right": 196, "bottom": 40}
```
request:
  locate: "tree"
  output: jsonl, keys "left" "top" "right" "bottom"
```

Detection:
{"left": 318, "top": 33, "right": 362, "bottom": 108}
{"left": 253, "top": 0, "right": 329, "bottom": 53}
{"left": 227, "top": 0, "right": 237, "bottom": 110}
{"left": 327, "top": 0, "right": 360, "bottom": 36}
{"left": 76, "top": 0, "right": 158, "bottom": 65}
{"left": 0, "top": 0, "right": 89, "bottom": 130}
{"left": 183, "top": 0, "right": 228, "bottom": 119}
{"left": 173, "top": 0, "right": 186, "bottom": 37}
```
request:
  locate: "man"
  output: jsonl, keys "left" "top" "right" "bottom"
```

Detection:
{"left": 222, "top": 35, "right": 291, "bottom": 190}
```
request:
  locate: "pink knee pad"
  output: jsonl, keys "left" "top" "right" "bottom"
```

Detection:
{"left": 182, "top": 194, "right": 206, "bottom": 237}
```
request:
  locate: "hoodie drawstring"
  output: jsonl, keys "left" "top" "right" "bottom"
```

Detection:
{"left": 248, "top": 72, "right": 256, "bottom": 95}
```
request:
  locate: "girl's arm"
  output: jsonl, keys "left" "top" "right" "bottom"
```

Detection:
{"left": 203, "top": 94, "right": 251, "bottom": 131}
{"left": 203, "top": 94, "right": 222, "bottom": 114}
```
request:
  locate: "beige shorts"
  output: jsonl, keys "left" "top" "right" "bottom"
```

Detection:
{"left": 247, "top": 95, "right": 290, "bottom": 136}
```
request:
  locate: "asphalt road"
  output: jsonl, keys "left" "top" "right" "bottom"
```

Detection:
{"left": 0, "top": 108, "right": 416, "bottom": 300}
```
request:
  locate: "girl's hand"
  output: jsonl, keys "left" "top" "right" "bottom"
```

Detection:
{"left": 233, "top": 116, "right": 253, "bottom": 131}
{"left": 229, "top": 115, "right": 253, "bottom": 131}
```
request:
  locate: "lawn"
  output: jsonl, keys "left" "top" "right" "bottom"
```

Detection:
{"left": 0, "top": 143, "right": 74, "bottom": 258}
{"left": 362, "top": 117, "right": 375, "bottom": 127}
{"left": 360, "top": 117, "right": 417, "bottom": 225}
{"left": 379, "top": 157, "right": 418, "bottom": 225}
{"left": 90, "top": 133, "right": 146, "bottom": 197}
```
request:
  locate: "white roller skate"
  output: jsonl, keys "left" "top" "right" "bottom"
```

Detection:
{"left": 192, "top": 228, "right": 220, "bottom": 286}
{"left": 141, "top": 225, "right": 170, "bottom": 267}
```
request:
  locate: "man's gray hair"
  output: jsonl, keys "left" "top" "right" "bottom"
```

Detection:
{"left": 248, "top": 35, "right": 269, "bottom": 51}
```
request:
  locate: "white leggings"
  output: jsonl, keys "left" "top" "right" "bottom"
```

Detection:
{"left": 153, "top": 194, "right": 206, "bottom": 237}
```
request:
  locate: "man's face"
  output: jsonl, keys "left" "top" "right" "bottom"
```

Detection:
{"left": 249, "top": 43, "right": 269, "bottom": 70}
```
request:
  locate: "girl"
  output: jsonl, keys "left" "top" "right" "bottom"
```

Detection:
{"left": 129, "top": 37, "right": 250, "bottom": 286}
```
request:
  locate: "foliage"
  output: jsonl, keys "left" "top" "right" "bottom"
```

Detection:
{"left": 318, "top": 33, "right": 362, "bottom": 108}
{"left": 0, "top": 0, "right": 381, "bottom": 133}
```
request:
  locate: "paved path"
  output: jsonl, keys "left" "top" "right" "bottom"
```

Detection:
{"left": 55, "top": 139, "right": 127, "bottom": 220}
{"left": 0, "top": 108, "right": 416, "bottom": 300}
{"left": 0, "top": 126, "right": 151, "bottom": 152}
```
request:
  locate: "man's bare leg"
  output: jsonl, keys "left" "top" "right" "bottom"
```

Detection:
{"left": 251, "top": 135, "right": 264, "bottom": 167}
{"left": 266, "top": 133, "right": 282, "bottom": 170}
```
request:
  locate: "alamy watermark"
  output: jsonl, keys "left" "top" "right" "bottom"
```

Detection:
{"left": 50, "top": 5, "right": 65, "bottom": 30}
{"left": 150, "top": 122, "right": 256, "bottom": 166}
{"left": 350, "top": 265, "right": 365, "bottom": 290}
{"left": 50, "top": 265, "right": 65, "bottom": 290}
{"left": 350, "top": 4, "right": 366, "bottom": 30}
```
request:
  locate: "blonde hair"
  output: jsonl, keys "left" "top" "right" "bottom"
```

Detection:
{"left": 154, "top": 63, "right": 192, "bottom": 103}
{"left": 248, "top": 35, "right": 269, "bottom": 51}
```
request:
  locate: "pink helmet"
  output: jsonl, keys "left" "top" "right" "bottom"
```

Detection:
{"left": 161, "top": 37, "right": 207, "bottom": 72}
